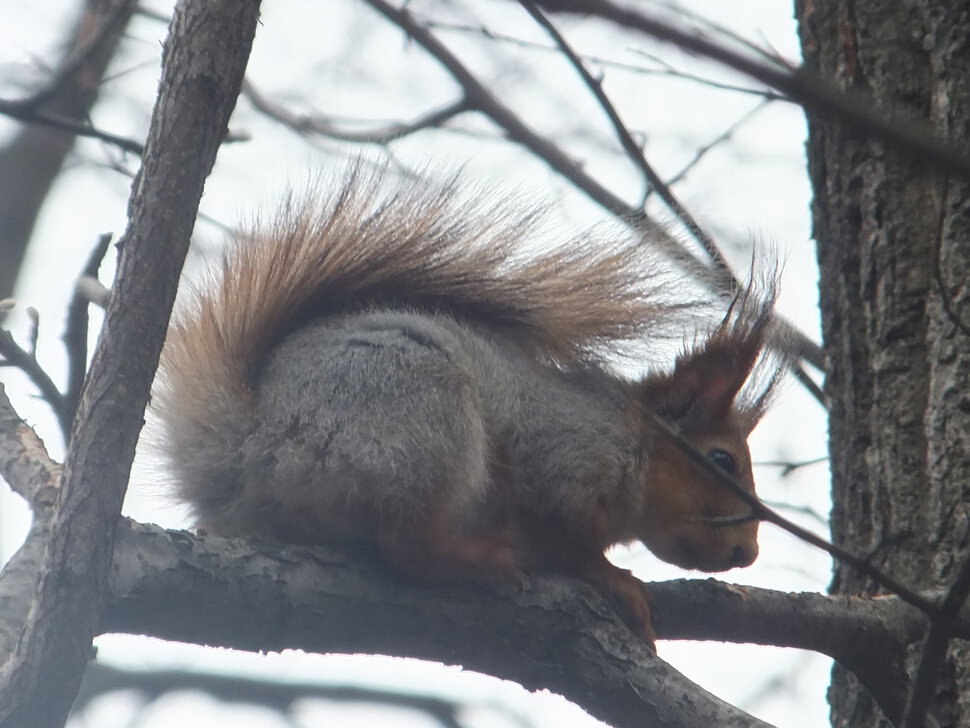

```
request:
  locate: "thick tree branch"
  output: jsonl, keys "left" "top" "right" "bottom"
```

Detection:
{"left": 0, "top": 2, "right": 262, "bottom": 725}
{"left": 0, "top": 378, "right": 924, "bottom": 726}
{"left": 107, "top": 520, "right": 781, "bottom": 728}
{"left": 103, "top": 519, "right": 944, "bottom": 728}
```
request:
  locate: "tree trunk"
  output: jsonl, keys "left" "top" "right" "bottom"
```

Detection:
{"left": 797, "top": 1, "right": 970, "bottom": 725}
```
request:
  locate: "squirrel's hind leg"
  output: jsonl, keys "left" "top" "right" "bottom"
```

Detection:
{"left": 376, "top": 507, "right": 521, "bottom": 586}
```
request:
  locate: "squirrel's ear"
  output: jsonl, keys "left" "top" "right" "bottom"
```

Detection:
{"left": 640, "top": 341, "right": 759, "bottom": 427}
{"left": 676, "top": 344, "right": 754, "bottom": 419}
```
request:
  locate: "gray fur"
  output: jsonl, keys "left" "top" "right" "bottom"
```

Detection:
{"left": 206, "top": 309, "right": 645, "bottom": 552}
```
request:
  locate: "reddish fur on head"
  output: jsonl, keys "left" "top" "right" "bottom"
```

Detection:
{"left": 636, "top": 284, "right": 777, "bottom": 572}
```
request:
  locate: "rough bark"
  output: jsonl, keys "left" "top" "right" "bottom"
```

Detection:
{"left": 797, "top": 1, "right": 970, "bottom": 725}
{"left": 0, "top": 1, "right": 261, "bottom": 725}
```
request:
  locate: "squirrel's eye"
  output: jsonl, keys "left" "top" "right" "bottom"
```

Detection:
{"left": 707, "top": 448, "right": 737, "bottom": 476}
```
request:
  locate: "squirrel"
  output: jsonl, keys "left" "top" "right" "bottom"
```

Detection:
{"left": 154, "top": 168, "right": 779, "bottom": 649}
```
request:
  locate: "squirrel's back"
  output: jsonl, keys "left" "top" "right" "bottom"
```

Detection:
{"left": 155, "top": 169, "right": 699, "bottom": 523}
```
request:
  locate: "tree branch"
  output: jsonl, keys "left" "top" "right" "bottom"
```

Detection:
{"left": 242, "top": 79, "right": 472, "bottom": 144}
{"left": 0, "top": 1, "right": 262, "bottom": 725}
{"left": 103, "top": 519, "right": 943, "bottom": 728}
{"left": 107, "top": 520, "right": 784, "bottom": 728}
{"left": 0, "top": 328, "right": 66, "bottom": 422}
{"left": 534, "top": 0, "right": 970, "bottom": 179}
{"left": 61, "top": 232, "right": 114, "bottom": 440}
{"left": 902, "top": 551, "right": 970, "bottom": 728}
{"left": 651, "top": 413, "right": 940, "bottom": 616}
{"left": 0, "top": 384, "right": 61, "bottom": 681}
{"left": 0, "top": 383, "right": 61, "bottom": 517}
{"left": 519, "top": 0, "right": 727, "bottom": 269}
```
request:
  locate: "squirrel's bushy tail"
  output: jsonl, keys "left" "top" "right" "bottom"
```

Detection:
{"left": 154, "top": 168, "right": 706, "bottom": 515}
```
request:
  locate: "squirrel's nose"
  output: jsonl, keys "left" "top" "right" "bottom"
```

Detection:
{"left": 729, "top": 543, "right": 757, "bottom": 568}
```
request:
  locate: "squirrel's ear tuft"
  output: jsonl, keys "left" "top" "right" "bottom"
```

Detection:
{"left": 640, "top": 280, "right": 780, "bottom": 433}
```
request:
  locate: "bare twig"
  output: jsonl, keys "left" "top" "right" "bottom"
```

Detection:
{"left": 663, "top": 99, "right": 772, "bottom": 189}
{"left": 24, "top": 307, "right": 39, "bottom": 357}
{"left": 0, "top": 102, "right": 144, "bottom": 155}
{"left": 519, "top": 0, "right": 727, "bottom": 269}
{"left": 62, "top": 233, "right": 114, "bottom": 439}
{"left": 649, "top": 0, "right": 792, "bottom": 67}
{"left": 0, "top": 328, "right": 65, "bottom": 423}
{"left": 536, "top": 0, "right": 970, "bottom": 178}
{"left": 430, "top": 20, "right": 779, "bottom": 98}
{"left": 760, "top": 500, "right": 829, "bottom": 530}
{"left": 627, "top": 49, "right": 784, "bottom": 98}
{"left": 5, "top": 1, "right": 133, "bottom": 113}
{"left": 759, "top": 455, "right": 829, "bottom": 477}
{"left": 791, "top": 362, "right": 825, "bottom": 404}
{"left": 243, "top": 80, "right": 471, "bottom": 144}
{"left": 75, "top": 277, "right": 110, "bottom": 309}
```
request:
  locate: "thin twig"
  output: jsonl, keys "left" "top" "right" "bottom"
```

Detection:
{"left": 627, "top": 49, "right": 785, "bottom": 99}
{"left": 650, "top": 0, "right": 792, "bottom": 67}
{"left": 63, "top": 233, "right": 114, "bottom": 440}
{"left": 662, "top": 100, "right": 771, "bottom": 190}
{"left": 540, "top": 0, "right": 970, "bottom": 178}
{"left": 758, "top": 455, "right": 829, "bottom": 477}
{"left": 791, "top": 362, "right": 826, "bottom": 404}
{"left": 519, "top": 0, "right": 727, "bottom": 269}
{"left": 25, "top": 307, "right": 39, "bottom": 357}
{"left": 243, "top": 79, "right": 471, "bottom": 144}
{"left": 0, "top": 101, "right": 144, "bottom": 154}
{"left": 0, "top": 329, "right": 65, "bottom": 421}
{"left": 429, "top": 20, "right": 779, "bottom": 98}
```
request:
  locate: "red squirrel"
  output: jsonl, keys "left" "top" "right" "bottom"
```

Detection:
{"left": 155, "top": 169, "right": 778, "bottom": 648}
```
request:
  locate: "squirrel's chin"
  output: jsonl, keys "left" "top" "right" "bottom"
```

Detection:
{"left": 648, "top": 535, "right": 758, "bottom": 573}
